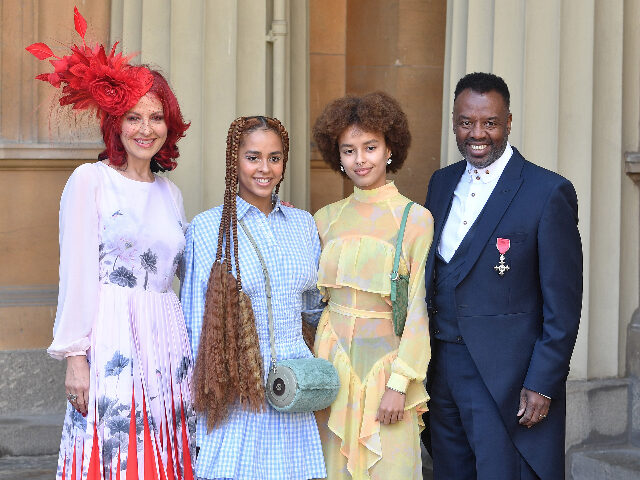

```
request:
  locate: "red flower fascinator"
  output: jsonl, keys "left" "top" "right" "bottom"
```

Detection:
{"left": 26, "top": 6, "right": 153, "bottom": 118}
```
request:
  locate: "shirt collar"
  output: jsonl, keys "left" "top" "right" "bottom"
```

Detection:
{"left": 352, "top": 181, "right": 399, "bottom": 203}
{"left": 236, "top": 194, "right": 288, "bottom": 220}
{"left": 464, "top": 142, "right": 513, "bottom": 184}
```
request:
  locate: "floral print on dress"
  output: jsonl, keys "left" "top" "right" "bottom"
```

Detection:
{"left": 53, "top": 164, "right": 194, "bottom": 480}
{"left": 111, "top": 239, "right": 138, "bottom": 266}
{"left": 175, "top": 356, "right": 191, "bottom": 384}
{"left": 104, "top": 351, "right": 130, "bottom": 377}
{"left": 174, "top": 249, "right": 185, "bottom": 283}
{"left": 109, "top": 266, "right": 137, "bottom": 287}
{"left": 97, "top": 208, "right": 173, "bottom": 292}
{"left": 173, "top": 249, "right": 183, "bottom": 267}
{"left": 99, "top": 208, "right": 141, "bottom": 287}
{"left": 140, "top": 249, "right": 158, "bottom": 290}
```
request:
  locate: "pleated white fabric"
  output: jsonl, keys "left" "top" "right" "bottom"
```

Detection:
{"left": 52, "top": 162, "right": 196, "bottom": 480}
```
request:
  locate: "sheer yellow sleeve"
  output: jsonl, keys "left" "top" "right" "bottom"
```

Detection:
{"left": 386, "top": 205, "right": 433, "bottom": 403}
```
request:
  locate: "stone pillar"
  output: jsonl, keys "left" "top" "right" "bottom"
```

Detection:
{"left": 620, "top": 0, "right": 640, "bottom": 446}
{"left": 627, "top": 309, "right": 640, "bottom": 447}
{"left": 622, "top": 0, "right": 640, "bottom": 382}
{"left": 441, "top": 0, "right": 637, "bottom": 381}
{"left": 626, "top": 152, "right": 640, "bottom": 447}
{"left": 110, "top": 0, "right": 310, "bottom": 218}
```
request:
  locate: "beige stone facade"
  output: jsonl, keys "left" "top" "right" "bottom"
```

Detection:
{"left": 1, "top": 0, "right": 108, "bottom": 349}
{"left": 309, "top": 0, "right": 447, "bottom": 211}
{"left": 2, "top": 0, "right": 640, "bottom": 473}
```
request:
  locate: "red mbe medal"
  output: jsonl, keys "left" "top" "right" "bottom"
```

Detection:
{"left": 494, "top": 238, "right": 510, "bottom": 276}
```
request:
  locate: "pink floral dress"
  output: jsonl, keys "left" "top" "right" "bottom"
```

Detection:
{"left": 49, "top": 161, "right": 195, "bottom": 480}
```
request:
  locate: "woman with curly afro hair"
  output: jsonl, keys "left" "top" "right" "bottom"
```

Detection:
{"left": 312, "top": 91, "right": 433, "bottom": 479}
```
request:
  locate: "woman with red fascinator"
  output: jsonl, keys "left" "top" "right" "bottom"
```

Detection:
{"left": 27, "top": 8, "right": 195, "bottom": 480}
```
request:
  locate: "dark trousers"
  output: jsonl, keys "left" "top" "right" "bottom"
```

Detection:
{"left": 429, "top": 341, "right": 539, "bottom": 480}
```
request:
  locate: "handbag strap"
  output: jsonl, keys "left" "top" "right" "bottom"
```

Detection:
{"left": 238, "top": 218, "right": 278, "bottom": 372}
{"left": 391, "top": 201, "right": 414, "bottom": 301}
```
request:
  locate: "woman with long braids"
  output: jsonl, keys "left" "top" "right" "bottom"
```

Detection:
{"left": 181, "top": 116, "right": 327, "bottom": 479}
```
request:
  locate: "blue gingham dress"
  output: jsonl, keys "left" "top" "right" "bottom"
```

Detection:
{"left": 181, "top": 196, "right": 327, "bottom": 480}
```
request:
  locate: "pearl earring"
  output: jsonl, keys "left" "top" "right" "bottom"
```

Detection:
{"left": 387, "top": 156, "right": 392, "bottom": 165}
{"left": 340, "top": 165, "right": 345, "bottom": 172}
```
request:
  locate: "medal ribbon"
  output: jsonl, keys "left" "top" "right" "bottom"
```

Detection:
{"left": 496, "top": 238, "right": 510, "bottom": 254}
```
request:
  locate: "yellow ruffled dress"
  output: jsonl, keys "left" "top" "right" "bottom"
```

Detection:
{"left": 314, "top": 182, "right": 433, "bottom": 480}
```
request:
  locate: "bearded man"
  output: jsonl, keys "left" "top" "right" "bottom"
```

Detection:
{"left": 422, "top": 72, "right": 583, "bottom": 479}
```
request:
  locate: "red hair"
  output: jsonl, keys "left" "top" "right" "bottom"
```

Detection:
{"left": 98, "top": 69, "right": 190, "bottom": 172}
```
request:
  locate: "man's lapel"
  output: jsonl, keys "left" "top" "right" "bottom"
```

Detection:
{"left": 455, "top": 149, "right": 525, "bottom": 285}
{"left": 432, "top": 161, "right": 466, "bottom": 248}
{"left": 424, "top": 161, "right": 465, "bottom": 303}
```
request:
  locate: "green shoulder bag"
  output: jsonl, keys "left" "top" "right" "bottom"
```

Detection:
{"left": 390, "top": 202, "right": 414, "bottom": 337}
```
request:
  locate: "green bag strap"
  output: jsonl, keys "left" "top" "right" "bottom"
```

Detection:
{"left": 391, "top": 201, "right": 414, "bottom": 302}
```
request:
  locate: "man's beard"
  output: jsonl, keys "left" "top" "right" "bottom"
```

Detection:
{"left": 458, "top": 137, "right": 508, "bottom": 169}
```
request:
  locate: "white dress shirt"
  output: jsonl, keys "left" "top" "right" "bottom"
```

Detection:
{"left": 437, "top": 143, "right": 513, "bottom": 262}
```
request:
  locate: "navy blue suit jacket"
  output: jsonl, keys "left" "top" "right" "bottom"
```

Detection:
{"left": 423, "top": 148, "right": 582, "bottom": 479}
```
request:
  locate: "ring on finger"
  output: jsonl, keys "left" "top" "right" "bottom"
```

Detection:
{"left": 539, "top": 414, "right": 547, "bottom": 419}
{"left": 67, "top": 393, "right": 78, "bottom": 403}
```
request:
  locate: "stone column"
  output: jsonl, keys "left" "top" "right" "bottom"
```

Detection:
{"left": 441, "top": 0, "right": 638, "bottom": 381}
{"left": 621, "top": 0, "right": 640, "bottom": 391}
{"left": 627, "top": 291, "right": 640, "bottom": 448}
{"left": 110, "top": 0, "right": 310, "bottom": 218}
{"left": 625, "top": 151, "right": 640, "bottom": 447}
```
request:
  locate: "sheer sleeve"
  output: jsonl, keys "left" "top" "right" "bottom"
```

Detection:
{"left": 47, "top": 163, "right": 101, "bottom": 360}
{"left": 301, "top": 213, "right": 325, "bottom": 327}
{"left": 386, "top": 206, "right": 433, "bottom": 394}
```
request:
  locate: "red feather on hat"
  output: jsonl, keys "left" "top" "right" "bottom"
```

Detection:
{"left": 25, "top": 6, "right": 152, "bottom": 117}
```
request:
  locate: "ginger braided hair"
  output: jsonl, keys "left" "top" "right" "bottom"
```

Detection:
{"left": 193, "top": 116, "right": 289, "bottom": 430}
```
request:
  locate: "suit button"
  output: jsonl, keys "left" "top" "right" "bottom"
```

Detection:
{"left": 456, "top": 336, "right": 463, "bottom": 342}
{"left": 434, "top": 329, "right": 440, "bottom": 334}
{"left": 433, "top": 309, "right": 438, "bottom": 314}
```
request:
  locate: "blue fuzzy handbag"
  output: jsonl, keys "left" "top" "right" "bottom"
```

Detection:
{"left": 239, "top": 219, "right": 340, "bottom": 413}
